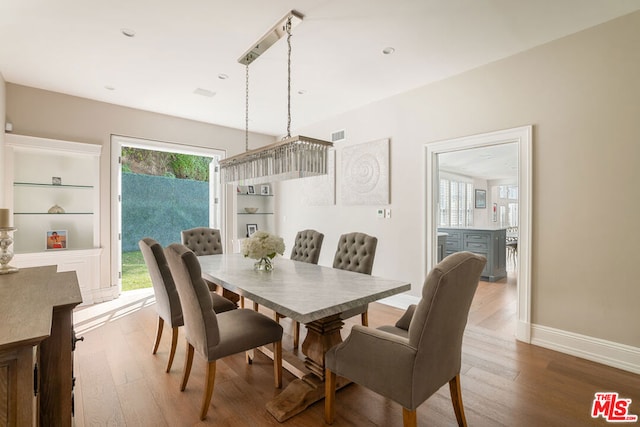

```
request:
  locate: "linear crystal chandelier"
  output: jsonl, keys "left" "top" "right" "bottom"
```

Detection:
{"left": 219, "top": 10, "right": 333, "bottom": 184}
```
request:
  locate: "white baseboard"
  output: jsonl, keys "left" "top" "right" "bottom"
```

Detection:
{"left": 378, "top": 293, "right": 420, "bottom": 310}
{"left": 531, "top": 324, "right": 640, "bottom": 375}
{"left": 378, "top": 299, "right": 640, "bottom": 375}
{"left": 83, "top": 285, "right": 120, "bottom": 305}
{"left": 516, "top": 320, "right": 531, "bottom": 343}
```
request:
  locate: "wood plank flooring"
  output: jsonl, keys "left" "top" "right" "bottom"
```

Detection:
{"left": 72, "top": 274, "right": 640, "bottom": 426}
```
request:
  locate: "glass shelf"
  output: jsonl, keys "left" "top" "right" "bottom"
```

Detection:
{"left": 15, "top": 212, "right": 94, "bottom": 215}
{"left": 237, "top": 212, "right": 273, "bottom": 215}
{"left": 14, "top": 247, "right": 96, "bottom": 255}
{"left": 14, "top": 182, "right": 94, "bottom": 189}
{"left": 238, "top": 193, "right": 273, "bottom": 197}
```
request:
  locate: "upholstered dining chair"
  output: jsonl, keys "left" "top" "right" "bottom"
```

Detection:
{"left": 290, "top": 229, "right": 324, "bottom": 264}
{"left": 139, "top": 238, "right": 236, "bottom": 373}
{"left": 181, "top": 227, "right": 242, "bottom": 307}
{"left": 506, "top": 226, "right": 518, "bottom": 270}
{"left": 164, "top": 243, "right": 283, "bottom": 421}
{"left": 275, "top": 229, "right": 325, "bottom": 348}
{"left": 181, "top": 227, "right": 223, "bottom": 255}
{"left": 332, "top": 232, "right": 378, "bottom": 326}
{"left": 324, "top": 251, "right": 487, "bottom": 427}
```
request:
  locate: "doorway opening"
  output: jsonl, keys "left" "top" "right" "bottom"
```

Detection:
{"left": 425, "top": 126, "right": 532, "bottom": 343}
{"left": 111, "top": 135, "right": 224, "bottom": 294}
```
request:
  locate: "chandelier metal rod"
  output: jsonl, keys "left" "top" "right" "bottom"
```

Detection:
{"left": 238, "top": 11, "right": 303, "bottom": 66}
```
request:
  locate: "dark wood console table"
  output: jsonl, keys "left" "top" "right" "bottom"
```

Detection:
{"left": 0, "top": 266, "right": 82, "bottom": 426}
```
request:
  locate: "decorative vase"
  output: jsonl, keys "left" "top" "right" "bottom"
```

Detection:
{"left": 48, "top": 204, "right": 65, "bottom": 214}
{"left": 0, "top": 227, "right": 18, "bottom": 274}
{"left": 254, "top": 257, "right": 273, "bottom": 272}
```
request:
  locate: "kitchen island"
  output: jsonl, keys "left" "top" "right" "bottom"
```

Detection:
{"left": 438, "top": 227, "right": 507, "bottom": 281}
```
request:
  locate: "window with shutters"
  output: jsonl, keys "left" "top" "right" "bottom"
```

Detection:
{"left": 439, "top": 178, "right": 474, "bottom": 227}
{"left": 497, "top": 185, "right": 519, "bottom": 227}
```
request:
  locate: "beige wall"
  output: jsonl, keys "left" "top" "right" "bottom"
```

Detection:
{"left": 5, "top": 84, "right": 275, "bottom": 288}
{"left": 4, "top": 11, "right": 639, "bottom": 352}
{"left": 277, "top": 11, "right": 640, "bottom": 347}
{"left": 0, "top": 73, "right": 5, "bottom": 205}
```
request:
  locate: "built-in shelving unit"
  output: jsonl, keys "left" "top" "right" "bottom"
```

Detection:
{"left": 235, "top": 184, "right": 275, "bottom": 238}
{"left": 4, "top": 133, "right": 102, "bottom": 304}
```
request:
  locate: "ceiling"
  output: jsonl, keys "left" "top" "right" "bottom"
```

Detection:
{"left": 439, "top": 143, "right": 518, "bottom": 180}
{"left": 1, "top": 1, "right": 639, "bottom": 137}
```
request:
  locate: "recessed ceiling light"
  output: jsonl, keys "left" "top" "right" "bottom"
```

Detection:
{"left": 382, "top": 47, "right": 395, "bottom": 55}
{"left": 218, "top": 73, "right": 229, "bottom": 80}
{"left": 121, "top": 28, "right": 136, "bottom": 38}
{"left": 104, "top": 85, "right": 115, "bottom": 91}
{"left": 297, "top": 90, "right": 306, "bottom": 95}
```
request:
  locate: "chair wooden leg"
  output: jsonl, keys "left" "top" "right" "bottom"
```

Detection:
{"left": 361, "top": 310, "right": 369, "bottom": 327}
{"left": 449, "top": 374, "right": 468, "bottom": 427}
{"left": 180, "top": 342, "right": 194, "bottom": 391}
{"left": 240, "top": 296, "right": 245, "bottom": 308}
{"left": 402, "top": 408, "right": 417, "bottom": 427}
{"left": 274, "top": 314, "right": 300, "bottom": 350}
{"left": 166, "top": 326, "right": 179, "bottom": 373}
{"left": 199, "top": 361, "right": 216, "bottom": 420}
{"left": 324, "top": 369, "right": 337, "bottom": 424}
{"left": 273, "top": 340, "right": 282, "bottom": 388}
{"left": 245, "top": 349, "right": 254, "bottom": 364}
{"left": 293, "top": 321, "right": 300, "bottom": 349}
{"left": 152, "top": 316, "right": 164, "bottom": 354}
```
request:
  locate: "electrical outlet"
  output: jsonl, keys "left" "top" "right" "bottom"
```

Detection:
{"left": 377, "top": 209, "right": 385, "bottom": 218}
{"left": 385, "top": 208, "right": 391, "bottom": 218}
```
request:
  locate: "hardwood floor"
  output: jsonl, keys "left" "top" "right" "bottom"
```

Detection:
{"left": 72, "top": 275, "right": 640, "bottom": 426}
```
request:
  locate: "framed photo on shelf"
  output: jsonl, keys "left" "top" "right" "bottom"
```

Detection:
{"left": 260, "top": 185, "right": 270, "bottom": 195}
{"left": 52, "top": 176, "right": 62, "bottom": 185}
{"left": 246, "top": 224, "right": 258, "bottom": 237}
{"left": 247, "top": 185, "right": 256, "bottom": 195}
{"left": 46, "top": 230, "right": 67, "bottom": 250}
{"left": 474, "top": 189, "right": 487, "bottom": 209}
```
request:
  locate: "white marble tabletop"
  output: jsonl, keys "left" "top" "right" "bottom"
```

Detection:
{"left": 198, "top": 254, "right": 411, "bottom": 324}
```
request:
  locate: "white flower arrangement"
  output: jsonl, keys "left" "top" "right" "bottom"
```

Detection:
{"left": 242, "top": 231, "right": 285, "bottom": 261}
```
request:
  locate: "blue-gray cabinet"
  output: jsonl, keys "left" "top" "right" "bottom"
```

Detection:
{"left": 438, "top": 227, "right": 507, "bottom": 281}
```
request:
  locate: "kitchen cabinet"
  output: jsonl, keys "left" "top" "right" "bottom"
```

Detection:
{"left": 438, "top": 227, "right": 507, "bottom": 281}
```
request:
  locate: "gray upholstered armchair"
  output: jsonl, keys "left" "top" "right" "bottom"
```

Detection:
{"left": 325, "top": 251, "right": 487, "bottom": 427}
{"left": 138, "top": 238, "right": 236, "bottom": 373}
{"left": 276, "top": 229, "right": 325, "bottom": 348}
{"left": 332, "top": 232, "right": 378, "bottom": 326}
{"left": 164, "top": 243, "right": 284, "bottom": 421}
{"left": 181, "top": 227, "right": 241, "bottom": 306}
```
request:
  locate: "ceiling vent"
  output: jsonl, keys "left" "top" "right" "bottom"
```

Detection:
{"left": 193, "top": 88, "right": 216, "bottom": 98}
{"left": 331, "top": 130, "right": 345, "bottom": 142}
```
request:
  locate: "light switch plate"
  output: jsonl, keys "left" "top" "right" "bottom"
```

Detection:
{"left": 385, "top": 208, "right": 391, "bottom": 218}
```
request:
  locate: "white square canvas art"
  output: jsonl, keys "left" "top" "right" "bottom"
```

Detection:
{"left": 341, "top": 138, "right": 389, "bottom": 205}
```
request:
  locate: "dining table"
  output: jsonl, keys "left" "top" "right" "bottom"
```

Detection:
{"left": 197, "top": 253, "right": 411, "bottom": 422}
